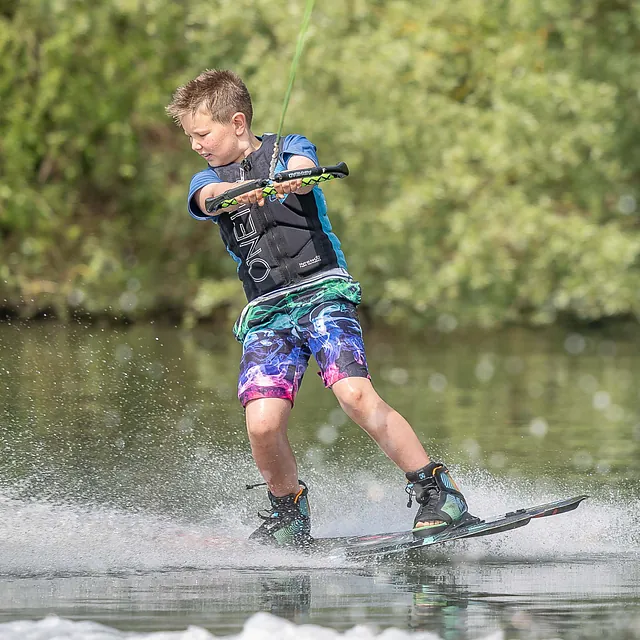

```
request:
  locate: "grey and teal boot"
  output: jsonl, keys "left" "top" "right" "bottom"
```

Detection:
{"left": 249, "top": 481, "right": 313, "bottom": 547}
{"left": 405, "top": 462, "right": 478, "bottom": 537}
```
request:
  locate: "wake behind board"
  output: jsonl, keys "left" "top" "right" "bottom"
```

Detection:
{"left": 312, "top": 495, "right": 588, "bottom": 557}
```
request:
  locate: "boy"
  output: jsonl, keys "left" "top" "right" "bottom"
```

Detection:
{"left": 166, "top": 69, "right": 475, "bottom": 546}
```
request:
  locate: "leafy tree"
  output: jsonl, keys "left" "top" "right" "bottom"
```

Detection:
{"left": 1, "top": 0, "right": 639, "bottom": 329}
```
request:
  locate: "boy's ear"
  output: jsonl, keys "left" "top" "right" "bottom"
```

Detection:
{"left": 231, "top": 112, "right": 247, "bottom": 135}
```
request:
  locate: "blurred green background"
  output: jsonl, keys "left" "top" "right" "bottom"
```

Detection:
{"left": 1, "top": 0, "right": 639, "bottom": 330}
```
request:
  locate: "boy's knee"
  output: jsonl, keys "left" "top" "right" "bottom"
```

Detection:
{"left": 245, "top": 397, "right": 291, "bottom": 440}
{"left": 246, "top": 418, "right": 283, "bottom": 440}
{"left": 334, "top": 378, "right": 373, "bottom": 415}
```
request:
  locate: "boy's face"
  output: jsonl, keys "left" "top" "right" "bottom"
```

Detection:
{"left": 181, "top": 106, "right": 245, "bottom": 167}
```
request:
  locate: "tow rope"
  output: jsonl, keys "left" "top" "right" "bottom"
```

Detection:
{"left": 268, "top": 0, "right": 317, "bottom": 179}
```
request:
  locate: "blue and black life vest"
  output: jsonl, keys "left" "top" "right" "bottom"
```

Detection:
{"left": 212, "top": 135, "right": 346, "bottom": 302}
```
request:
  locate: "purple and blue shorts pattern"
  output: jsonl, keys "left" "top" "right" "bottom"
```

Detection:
{"left": 236, "top": 279, "right": 370, "bottom": 407}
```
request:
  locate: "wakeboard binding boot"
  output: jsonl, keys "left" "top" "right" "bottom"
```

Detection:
{"left": 405, "top": 461, "right": 478, "bottom": 537}
{"left": 249, "top": 481, "right": 313, "bottom": 547}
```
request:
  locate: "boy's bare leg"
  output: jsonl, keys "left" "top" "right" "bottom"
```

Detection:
{"left": 332, "top": 377, "right": 469, "bottom": 530}
{"left": 245, "top": 397, "right": 300, "bottom": 497}
{"left": 330, "top": 377, "right": 430, "bottom": 472}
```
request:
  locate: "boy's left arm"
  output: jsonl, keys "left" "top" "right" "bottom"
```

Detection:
{"left": 272, "top": 155, "right": 317, "bottom": 198}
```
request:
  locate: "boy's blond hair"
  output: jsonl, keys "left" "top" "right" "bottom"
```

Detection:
{"left": 166, "top": 69, "right": 253, "bottom": 126}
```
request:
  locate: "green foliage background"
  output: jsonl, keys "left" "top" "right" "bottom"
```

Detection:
{"left": 1, "top": 0, "right": 639, "bottom": 329}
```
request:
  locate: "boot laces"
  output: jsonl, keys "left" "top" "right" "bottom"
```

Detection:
{"left": 254, "top": 485, "right": 305, "bottom": 521}
{"left": 405, "top": 478, "right": 438, "bottom": 509}
{"left": 258, "top": 508, "right": 279, "bottom": 521}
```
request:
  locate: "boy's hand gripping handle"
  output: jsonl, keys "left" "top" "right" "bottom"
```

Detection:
{"left": 204, "top": 162, "right": 349, "bottom": 214}
{"left": 204, "top": 179, "right": 268, "bottom": 214}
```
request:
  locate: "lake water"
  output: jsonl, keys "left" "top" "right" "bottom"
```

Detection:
{"left": 0, "top": 321, "right": 638, "bottom": 639}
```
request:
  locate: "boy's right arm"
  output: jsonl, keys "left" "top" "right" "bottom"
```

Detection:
{"left": 194, "top": 181, "right": 267, "bottom": 215}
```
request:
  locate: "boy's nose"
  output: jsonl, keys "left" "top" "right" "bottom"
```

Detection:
{"left": 191, "top": 138, "right": 203, "bottom": 151}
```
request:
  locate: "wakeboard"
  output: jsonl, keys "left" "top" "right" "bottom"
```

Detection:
{"left": 312, "top": 495, "right": 588, "bottom": 557}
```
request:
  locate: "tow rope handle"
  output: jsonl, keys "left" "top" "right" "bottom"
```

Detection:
{"left": 204, "top": 162, "right": 349, "bottom": 213}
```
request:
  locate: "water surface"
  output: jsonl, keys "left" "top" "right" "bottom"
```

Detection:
{"left": 0, "top": 321, "right": 638, "bottom": 638}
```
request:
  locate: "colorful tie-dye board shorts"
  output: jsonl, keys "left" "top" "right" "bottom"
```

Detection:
{"left": 235, "top": 278, "right": 370, "bottom": 407}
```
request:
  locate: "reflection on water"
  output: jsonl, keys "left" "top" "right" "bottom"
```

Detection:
{"left": 0, "top": 321, "right": 639, "bottom": 638}
{"left": 0, "top": 558, "right": 638, "bottom": 638}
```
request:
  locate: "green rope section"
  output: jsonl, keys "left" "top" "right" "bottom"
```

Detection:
{"left": 268, "top": 0, "right": 317, "bottom": 179}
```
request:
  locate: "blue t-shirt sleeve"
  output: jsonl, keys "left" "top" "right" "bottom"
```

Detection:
{"left": 188, "top": 169, "right": 222, "bottom": 221}
{"left": 281, "top": 134, "right": 319, "bottom": 167}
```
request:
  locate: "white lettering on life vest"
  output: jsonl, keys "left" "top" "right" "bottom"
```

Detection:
{"left": 298, "top": 255, "right": 321, "bottom": 268}
{"left": 230, "top": 204, "right": 271, "bottom": 283}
